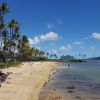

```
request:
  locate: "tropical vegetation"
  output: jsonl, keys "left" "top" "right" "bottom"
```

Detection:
{"left": 0, "top": 2, "right": 47, "bottom": 65}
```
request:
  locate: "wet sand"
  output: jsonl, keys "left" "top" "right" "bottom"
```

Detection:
{"left": 38, "top": 91, "right": 73, "bottom": 100}
{"left": 38, "top": 91, "right": 62, "bottom": 100}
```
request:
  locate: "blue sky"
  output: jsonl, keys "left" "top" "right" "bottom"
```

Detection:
{"left": 0, "top": 0, "right": 100, "bottom": 57}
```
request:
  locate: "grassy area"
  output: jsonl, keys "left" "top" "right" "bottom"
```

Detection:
{"left": 0, "top": 62, "right": 22, "bottom": 69}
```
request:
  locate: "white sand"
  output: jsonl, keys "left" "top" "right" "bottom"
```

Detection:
{"left": 0, "top": 62, "right": 58, "bottom": 100}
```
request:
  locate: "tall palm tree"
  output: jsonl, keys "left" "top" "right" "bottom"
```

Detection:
{"left": 0, "top": 2, "right": 9, "bottom": 47}
{"left": 0, "top": 2, "right": 9, "bottom": 62}
{"left": 0, "top": 2, "right": 9, "bottom": 17}
{"left": 8, "top": 19, "right": 20, "bottom": 56}
{"left": 8, "top": 19, "right": 19, "bottom": 39}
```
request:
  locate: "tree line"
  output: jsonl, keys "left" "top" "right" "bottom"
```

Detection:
{"left": 0, "top": 2, "right": 47, "bottom": 62}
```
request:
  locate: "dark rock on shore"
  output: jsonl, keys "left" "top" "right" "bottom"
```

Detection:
{"left": 67, "top": 85, "right": 75, "bottom": 89}
{"left": 0, "top": 71, "right": 8, "bottom": 83}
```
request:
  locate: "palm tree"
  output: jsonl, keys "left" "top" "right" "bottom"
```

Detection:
{"left": 18, "top": 35, "right": 30, "bottom": 61}
{"left": 8, "top": 19, "right": 20, "bottom": 60}
{"left": 46, "top": 53, "right": 49, "bottom": 58}
{"left": 0, "top": 2, "right": 9, "bottom": 17}
{"left": 50, "top": 54, "right": 53, "bottom": 59}
{"left": 54, "top": 54, "right": 57, "bottom": 59}
{"left": 21, "top": 35, "right": 29, "bottom": 46}
{"left": 0, "top": 2, "right": 47, "bottom": 62}
{"left": 0, "top": 2, "right": 9, "bottom": 46}
{"left": 8, "top": 19, "right": 19, "bottom": 40}
{"left": 34, "top": 49, "right": 40, "bottom": 57}
{"left": 39, "top": 51, "right": 45, "bottom": 57}
{"left": 31, "top": 47, "right": 35, "bottom": 56}
{"left": 12, "top": 23, "right": 20, "bottom": 55}
{"left": 0, "top": 2, "right": 9, "bottom": 62}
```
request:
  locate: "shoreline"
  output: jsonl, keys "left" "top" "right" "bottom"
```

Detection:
{"left": 0, "top": 61, "right": 58, "bottom": 100}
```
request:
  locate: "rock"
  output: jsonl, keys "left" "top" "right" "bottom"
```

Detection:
{"left": 8, "top": 77, "right": 11, "bottom": 79}
{"left": 7, "top": 72, "right": 10, "bottom": 75}
{"left": 10, "top": 72, "right": 13, "bottom": 74}
{"left": 68, "top": 90, "right": 73, "bottom": 93}
{"left": 6, "top": 81, "right": 11, "bottom": 84}
{"left": 53, "top": 89, "right": 56, "bottom": 91}
{"left": 0, "top": 72, "right": 8, "bottom": 82}
{"left": 76, "top": 96, "right": 81, "bottom": 99}
{"left": 0, "top": 70, "right": 3, "bottom": 74}
{"left": 67, "top": 85, "right": 75, "bottom": 89}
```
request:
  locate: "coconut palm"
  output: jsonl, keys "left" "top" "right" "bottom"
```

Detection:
{"left": 0, "top": 2, "right": 9, "bottom": 17}
{"left": 46, "top": 52, "right": 49, "bottom": 58}
{"left": 34, "top": 49, "right": 40, "bottom": 57}
{"left": 21, "top": 35, "right": 29, "bottom": 46}
{"left": 8, "top": 19, "right": 20, "bottom": 60}
{"left": 39, "top": 51, "right": 45, "bottom": 57}
{"left": 0, "top": 2, "right": 9, "bottom": 47}
{"left": 8, "top": 19, "right": 19, "bottom": 38}
{"left": 0, "top": 3, "right": 9, "bottom": 61}
{"left": 31, "top": 47, "right": 36, "bottom": 56}
{"left": 0, "top": 2, "right": 47, "bottom": 62}
{"left": 50, "top": 54, "right": 53, "bottom": 59}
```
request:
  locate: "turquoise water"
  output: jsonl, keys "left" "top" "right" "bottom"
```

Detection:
{"left": 39, "top": 60, "right": 100, "bottom": 100}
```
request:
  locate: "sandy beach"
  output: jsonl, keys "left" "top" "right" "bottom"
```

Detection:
{"left": 0, "top": 62, "right": 58, "bottom": 100}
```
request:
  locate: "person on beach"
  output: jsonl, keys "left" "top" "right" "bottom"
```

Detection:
{"left": 30, "top": 62, "right": 32, "bottom": 67}
{"left": 68, "top": 64, "right": 70, "bottom": 67}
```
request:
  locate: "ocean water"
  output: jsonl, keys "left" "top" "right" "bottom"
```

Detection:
{"left": 39, "top": 60, "right": 100, "bottom": 100}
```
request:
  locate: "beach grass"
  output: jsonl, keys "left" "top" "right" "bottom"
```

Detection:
{"left": 0, "top": 62, "right": 21, "bottom": 69}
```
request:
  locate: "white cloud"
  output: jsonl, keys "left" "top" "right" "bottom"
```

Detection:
{"left": 40, "top": 32, "right": 58, "bottom": 41}
{"left": 91, "top": 32, "right": 100, "bottom": 39}
{"left": 29, "top": 32, "right": 59, "bottom": 46}
{"left": 59, "top": 45, "right": 72, "bottom": 52}
{"left": 74, "top": 41, "right": 84, "bottom": 45}
{"left": 29, "top": 36, "right": 40, "bottom": 45}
